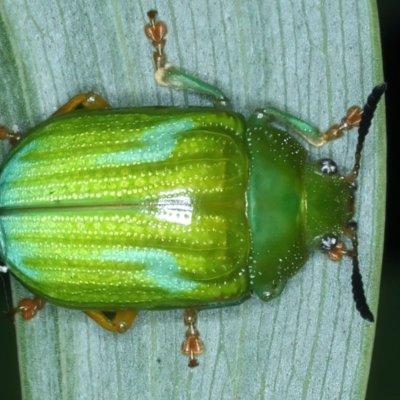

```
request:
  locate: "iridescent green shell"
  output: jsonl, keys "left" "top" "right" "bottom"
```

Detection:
{"left": 0, "top": 106, "right": 352, "bottom": 310}
{"left": 0, "top": 108, "right": 251, "bottom": 309}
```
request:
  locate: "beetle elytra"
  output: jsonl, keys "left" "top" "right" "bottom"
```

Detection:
{"left": 0, "top": 10, "right": 385, "bottom": 367}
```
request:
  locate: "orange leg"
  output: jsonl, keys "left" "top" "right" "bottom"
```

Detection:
{"left": 0, "top": 92, "right": 111, "bottom": 146}
{"left": 53, "top": 92, "right": 111, "bottom": 115}
{"left": 84, "top": 310, "right": 139, "bottom": 333}
{"left": 181, "top": 308, "right": 204, "bottom": 367}
{"left": 322, "top": 106, "right": 362, "bottom": 142}
{"left": 9, "top": 297, "right": 45, "bottom": 320}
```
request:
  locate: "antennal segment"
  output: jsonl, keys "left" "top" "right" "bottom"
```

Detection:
{"left": 345, "top": 83, "right": 387, "bottom": 183}
{"left": 345, "top": 227, "right": 375, "bottom": 322}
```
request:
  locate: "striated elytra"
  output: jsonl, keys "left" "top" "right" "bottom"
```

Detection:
{"left": 0, "top": 10, "right": 385, "bottom": 367}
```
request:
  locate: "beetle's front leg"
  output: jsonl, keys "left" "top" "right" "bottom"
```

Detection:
{"left": 144, "top": 10, "right": 230, "bottom": 109}
{"left": 181, "top": 308, "right": 204, "bottom": 367}
{"left": 53, "top": 92, "right": 111, "bottom": 115}
{"left": 84, "top": 310, "right": 139, "bottom": 333}
{"left": 250, "top": 105, "right": 362, "bottom": 147}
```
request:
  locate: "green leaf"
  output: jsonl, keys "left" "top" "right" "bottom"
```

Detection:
{"left": 0, "top": 1, "right": 384, "bottom": 399}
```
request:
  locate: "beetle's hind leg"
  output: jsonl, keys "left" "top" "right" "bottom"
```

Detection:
{"left": 144, "top": 10, "right": 230, "bottom": 108}
{"left": 181, "top": 308, "right": 204, "bottom": 367}
{"left": 0, "top": 92, "right": 111, "bottom": 146}
{"left": 53, "top": 92, "right": 111, "bottom": 116}
{"left": 250, "top": 105, "right": 362, "bottom": 147}
{"left": 84, "top": 310, "right": 139, "bottom": 333}
{"left": 0, "top": 125, "right": 21, "bottom": 146}
{"left": 9, "top": 297, "right": 45, "bottom": 320}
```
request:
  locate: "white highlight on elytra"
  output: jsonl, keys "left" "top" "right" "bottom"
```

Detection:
{"left": 156, "top": 191, "right": 193, "bottom": 226}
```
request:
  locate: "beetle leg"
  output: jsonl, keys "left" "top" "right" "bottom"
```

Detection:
{"left": 181, "top": 308, "right": 204, "bottom": 367}
{"left": 144, "top": 10, "right": 230, "bottom": 108}
{"left": 9, "top": 297, "right": 45, "bottom": 320}
{"left": 249, "top": 106, "right": 362, "bottom": 147}
{"left": 0, "top": 125, "right": 21, "bottom": 146}
{"left": 53, "top": 92, "right": 111, "bottom": 115}
{"left": 84, "top": 310, "right": 139, "bottom": 333}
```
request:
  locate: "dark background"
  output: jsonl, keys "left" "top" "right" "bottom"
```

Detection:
{"left": 366, "top": 1, "right": 400, "bottom": 399}
{"left": 0, "top": 1, "right": 398, "bottom": 399}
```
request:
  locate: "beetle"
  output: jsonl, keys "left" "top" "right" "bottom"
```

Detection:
{"left": 0, "top": 10, "right": 385, "bottom": 367}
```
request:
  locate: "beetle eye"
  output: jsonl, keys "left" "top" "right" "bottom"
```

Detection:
{"left": 320, "top": 234, "right": 338, "bottom": 251}
{"left": 319, "top": 158, "right": 338, "bottom": 174}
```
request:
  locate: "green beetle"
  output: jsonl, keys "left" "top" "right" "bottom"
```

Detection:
{"left": 0, "top": 10, "right": 384, "bottom": 367}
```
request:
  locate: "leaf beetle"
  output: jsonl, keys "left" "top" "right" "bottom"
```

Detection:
{"left": 0, "top": 10, "right": 385, "bottom": 367}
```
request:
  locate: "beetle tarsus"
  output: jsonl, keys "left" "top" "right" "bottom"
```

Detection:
{"left": 145, "top": 10, "right": 168, "bottom": 70}
{"left": 322, "top": 106, "right": 362, "bottom": 143}
{"left": 144, "top": 10, "right": 230, "bottom": 108}
{"left": 181, "top": 309, "right": 204, "bottom": 367}
{"left": 10, "top": 297, "right": 45, "bottom": 320}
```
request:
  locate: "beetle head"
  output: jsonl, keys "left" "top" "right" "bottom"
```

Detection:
{"left": 305, "top": 84, "right": 386, "bottom": 322}
{"left": 304, "top": 158, "right": 355, "bottom": 249}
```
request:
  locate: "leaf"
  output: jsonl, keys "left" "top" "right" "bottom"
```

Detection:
{"left": 0, "top": 1, "right": 384, "bottom": 399}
